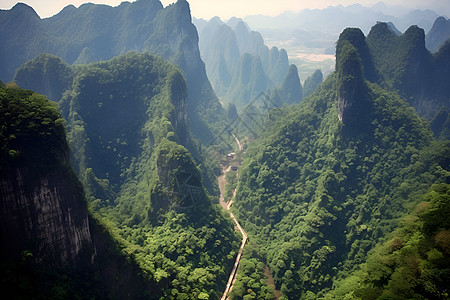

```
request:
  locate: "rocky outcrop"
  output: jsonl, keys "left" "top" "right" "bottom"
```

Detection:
{"left": 336, "top": 39, "right": 369, "bottom": 128}
{"left": 153, "top": 139, "right": 206, "bottom": 211}
{"left": 337, "top": 27, "right": 378, "bottom": 83}
{"left": 0, "top": 166, "right": 94, "bottom": 268}
{"left": 167, "top": 69, "right": 189, "bottom": 146}
{"left": 0, "top": 84, "right": 94, "bottom": 268}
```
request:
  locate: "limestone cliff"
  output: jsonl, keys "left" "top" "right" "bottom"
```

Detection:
{"left": 0, "top": 166, "right": 94, "bottom": 268}
{"left": 335, "top": 36, "right": 370, "bottom": 130}
{"left": 0, "top": 84, "right": 94, "bottom": 268}
{"left": 0, "top": 83, "right": 159, "bottom": 299}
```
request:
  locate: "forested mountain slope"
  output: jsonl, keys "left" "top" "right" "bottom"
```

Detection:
{"left": 60, "top": 52, "right": 239, "bottom": 299}
{"left": 231, "top": 27, "right": 450, "bottom": 299}
{"left": 3, "top": 52, "right": 241, "bottom": 299}
{"left": 303, "top": 69, "right": 323, "bottom": 98}
{"left": 325, "top": 182, "right": 450, "bottom": 299}
{"left": 2, "top": 0, "right": 227, "bottom": 144}
{"left": 366, "top": 22, "right": 450, "bottom": 120}
{"left": 0, "top": 83, "right": 165, "bottom": 299}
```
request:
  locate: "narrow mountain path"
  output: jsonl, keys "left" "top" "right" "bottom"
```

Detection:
{"left": 265, "top": 266, "right": 281, "bottom": 300}
{"left": 219, "top": 138, "right": 247, "bottom": 300}
{"left": 231, "top": 133, "right": 243, "bottom": 151}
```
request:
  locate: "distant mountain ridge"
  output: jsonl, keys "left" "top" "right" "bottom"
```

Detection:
{"left": 194, "top": 17, "right": 302, "bottom": 109}
{"left": 0, "top": 0, "right": 227, "bottom": 144}
{"left": 426, "top": 16, "right": 450, "bottom": 52}
{"left": 244, "top": 4, "right": 442, "bottom": 34}
{"left": 242, "top": 2, "right": 445, "bottom": 70}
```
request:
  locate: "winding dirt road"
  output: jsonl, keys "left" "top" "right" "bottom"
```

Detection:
{"left": 232, "top": 133, "right": 243, "bottom": 151}
{"left": 219, "top": 159, "right": 247, "bottom": 300}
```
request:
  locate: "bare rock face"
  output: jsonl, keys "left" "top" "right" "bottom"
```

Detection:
{"left": 152, "top": 139, "right": 206, "bottom": 212}
{"left": 167, "top": 69, "right": 189, "bottom": 146}
{"left": 336, "top": 41, "right": 366, "bottom": 124}
{"left": 0, "top": 166, "right": 94, "bottom": 268}
{"left": 335, "top": 31, "right": 372, "bottom": 132}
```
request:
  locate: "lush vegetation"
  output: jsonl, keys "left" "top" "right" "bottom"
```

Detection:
{"left": 231, "top": 30, "right": 449, "bottom": 298}
{"left": 325, "top": 182, "right": 450, "bottom": 299}
{"left": 0, "top": 83, "right": 195, "bottom": 299}
{"left": 4, "top": 0, "right": 229, "bottom": 146}
{"left": 14, "top": 53, "right": 74, "bottom": 102}
{"left": 57, "top": 52, "right": 240, "bottom": 299}
{"left": 303, "top": 69, "right": 323, "bottom": 98}
{"left": 0, "top": 82, "right": 67, "bottom": 170}
{"left": 230, "top": 243, "right": 276, "bottom": 300}
{"left": 367, "top": 22, "right": 450, "bottom": 120}
{"left": 2, "top": 4, "right": 450, "bottom": 299}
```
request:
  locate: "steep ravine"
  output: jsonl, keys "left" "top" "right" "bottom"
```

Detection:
{"left": 217, "top": 137, "right": 249, "bottom": 299}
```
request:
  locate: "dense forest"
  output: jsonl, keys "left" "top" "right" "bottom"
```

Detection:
{"left": 59, "top": 52, "right": 241, "bottom": 299}
{"left": 1, "top": 52, "right": 241, "bottom": 299}
{"left": 0, "top": 83, "right": 156, "bottom": 299}
{"left": 230, "top": 25, "right": 449, "bottom": 299}
{"left": 1, "top": 1, "right": 449, "bottom": 299}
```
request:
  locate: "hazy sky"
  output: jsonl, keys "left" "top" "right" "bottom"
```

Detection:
{"left": 1, "top": 0, "right": 449, "bottom": 20}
